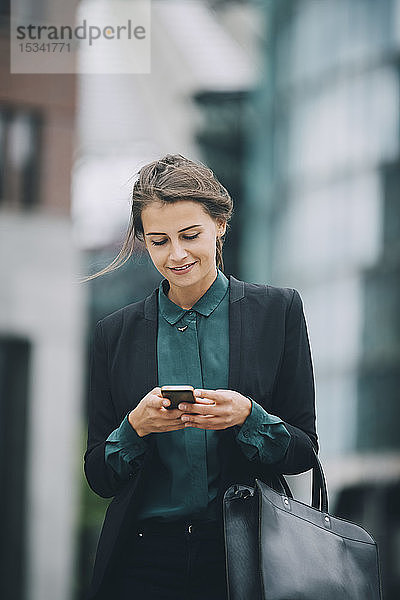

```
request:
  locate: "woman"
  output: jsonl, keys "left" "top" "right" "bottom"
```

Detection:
{"left": 84, "top": 154, "right": 318, "bottom": 600}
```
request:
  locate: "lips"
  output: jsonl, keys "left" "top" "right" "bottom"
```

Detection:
{"left": 169, "top": 261, "right": 196, "bottom": 272}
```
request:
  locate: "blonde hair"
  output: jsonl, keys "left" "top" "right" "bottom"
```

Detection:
{"left": 82, "top": 154, "right": 233, "bottom": 282}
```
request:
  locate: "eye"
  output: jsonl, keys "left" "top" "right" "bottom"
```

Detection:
{"left": 150, "top": 232, "right": 200, "bottom": 246}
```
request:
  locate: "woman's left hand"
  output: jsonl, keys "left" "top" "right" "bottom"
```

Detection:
{"left": 178, "top": 389, "right": 252, "bottom": 430}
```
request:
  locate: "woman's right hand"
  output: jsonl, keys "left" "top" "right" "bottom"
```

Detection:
{"left": 128, "top": 387, "right": 186, "bottom": 437}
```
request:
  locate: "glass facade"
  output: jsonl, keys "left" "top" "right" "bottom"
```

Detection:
{"left": 243, "top": 1, "right": 400, "bottom": 594}
{"left": 0, "top": 106, "right": 42, "bottom": 210}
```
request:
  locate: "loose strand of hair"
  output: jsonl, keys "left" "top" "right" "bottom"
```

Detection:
{"left": 79, "top": 220, "right": 136, "bottom": 283}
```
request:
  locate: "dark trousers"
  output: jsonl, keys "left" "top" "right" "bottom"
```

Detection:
{"left": 116, "top": 520, "right": 228, "bottom": 600}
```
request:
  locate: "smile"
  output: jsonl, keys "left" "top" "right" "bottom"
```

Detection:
{"left": 169, "top": 262, "right": 196, "bottom": 273}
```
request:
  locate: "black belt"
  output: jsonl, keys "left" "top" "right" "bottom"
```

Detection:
{"left": 135, "top": 518, "right": 223, "bottom": 538}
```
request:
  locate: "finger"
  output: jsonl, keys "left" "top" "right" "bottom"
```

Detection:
{"left": 150, "top": 395, "right": 167, "bottom": 408}
{"left": 190, "top": 397, "right": 215, "bottom": 405}
{"left": 162, "top": 416, "right": 187, "bottom": 425}
{"left": 181, "top": 413, "right": 217, "bottom": 425}
{"left": 161, "top": 407, "right": 184, "bottom": 419}
{"left": 194, "top": 389, "right": 226, "bottom": 402}
{"left": 166, "top": 423, "right": 187, "bottom": 431}
{"left": 158, "top": 420, "right": 187, "bottom": 431}
{"left": 158, "top": 411, "right": 186, "bottom": 427}
{"left": 183, "top": 416, "right": 224, "bottom": 430}
{"left": 178, "top": 402, "right": 218, "bottom": 415}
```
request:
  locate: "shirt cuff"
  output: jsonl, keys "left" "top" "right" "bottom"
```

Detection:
{"left": 105, "top": 414, "right": 148, "bottom": 468}
{"left": 236, "top": 399, "right": 291, "bottom": 464}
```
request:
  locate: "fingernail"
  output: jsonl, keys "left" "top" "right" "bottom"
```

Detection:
{"left": 178, "top": 404, "right": 186, "bottom": 411}
{"left": 194, "top": 390, "right": 201, "bottom": 396}
{"left": 162, "top": 399, "right": 169, "bottom": 407}
{"left": 181, "top": 415, "right": 190, "bottom": 422}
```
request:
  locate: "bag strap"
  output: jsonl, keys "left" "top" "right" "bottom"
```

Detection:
{"left": 275, "top": 473, "right": 294, "bottom": 499}
{"left": 311, "top": 449, "right": 329, "bottom": 513}
{"left": 273, "top": 448, "right": 329, "bottom": 513}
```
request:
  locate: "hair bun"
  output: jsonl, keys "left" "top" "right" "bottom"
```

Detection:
{"left": 155, "top": 154, "right": 183, "bottom": 174}
{"left": 155, "top": 162, "right": 167, "bottom": 174}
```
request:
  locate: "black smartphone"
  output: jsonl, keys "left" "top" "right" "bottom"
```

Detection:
{"left": 161, "top": 385, "right": 196, "bottom": 410}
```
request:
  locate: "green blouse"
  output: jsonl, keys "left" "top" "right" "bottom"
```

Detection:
{"left": 105, "top": 269, "right": 290, "bottom": 522}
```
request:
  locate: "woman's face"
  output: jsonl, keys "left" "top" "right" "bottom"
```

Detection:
{"left": 142, "top": 200, "right": 226, "bottom": 293}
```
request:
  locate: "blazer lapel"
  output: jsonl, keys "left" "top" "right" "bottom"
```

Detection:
{"left": 228, "top": 275, "right": 245, "bottom": 392}
{"left": 143, "top": 288, "right": 158, "bottom": 392}
{"left": 217, "top": 275, "right": 246, "bottom": 495}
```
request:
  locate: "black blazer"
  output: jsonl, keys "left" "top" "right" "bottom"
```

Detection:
{"left": 84, "top": 275, "right": 318, "bottom": 599}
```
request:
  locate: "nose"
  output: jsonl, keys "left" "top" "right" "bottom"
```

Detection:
{"left": 169, "top": 240, "right": 189, "bottom": 263}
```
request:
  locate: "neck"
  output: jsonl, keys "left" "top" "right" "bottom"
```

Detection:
{"left": 167, "top": 267, "right": 218, "bottom": 309}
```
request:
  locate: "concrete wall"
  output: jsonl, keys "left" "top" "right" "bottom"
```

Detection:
{"left": 0, "top": 214, "right": 86, "bottom": 600}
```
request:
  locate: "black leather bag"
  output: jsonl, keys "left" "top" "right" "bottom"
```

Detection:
{"left": 223, "top": 451, "right": 382, "bottom": 599}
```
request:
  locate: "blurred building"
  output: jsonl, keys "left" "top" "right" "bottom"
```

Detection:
{"left": 242, "top": 0, "right": 400, "bottom": 596}
{"left": 0, "top": 4, "right": 85, "bottom": 600}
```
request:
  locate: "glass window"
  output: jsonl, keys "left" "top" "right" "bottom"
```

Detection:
{"left": 0, "top": 106, "right": 42, "bottom": 210}
{"left": 0, "top": 0, "right": 10, "bottom": 18}
{"left": 0, "top": 336, "right": 31, "bottom": 600}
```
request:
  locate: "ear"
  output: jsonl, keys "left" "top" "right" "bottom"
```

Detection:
{"left": 216, "top": 219, "right": 227, "bottom": 237}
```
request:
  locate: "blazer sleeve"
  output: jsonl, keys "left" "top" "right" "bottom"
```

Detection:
{"left": 84, "top": 320, "right": 146, "bottom": 498}
{"left": 270, "top": 288, "right": 318, "bottom": 475}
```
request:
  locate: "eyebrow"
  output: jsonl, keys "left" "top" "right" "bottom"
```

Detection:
{"left": 145, "top": 224, "right": 202, "bottom": 236}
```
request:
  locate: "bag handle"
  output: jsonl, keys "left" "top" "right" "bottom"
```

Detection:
{"left": 274, "top": 448, "right": 329, "bottom": 513}
{"left": 311, "top": 449, "right": 329, "bottom": 513}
